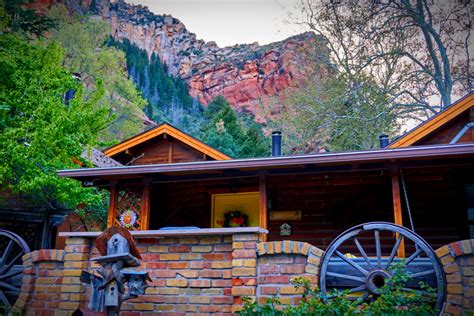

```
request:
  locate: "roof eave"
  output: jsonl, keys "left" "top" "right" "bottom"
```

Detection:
{"left": 57, "top": 143, "right": 474, "bottom": 180}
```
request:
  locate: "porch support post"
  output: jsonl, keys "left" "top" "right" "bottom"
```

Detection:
{"left": 107, "top": 181, "right": 118, "bottom": 228}
{"left": 141, "top": 179, "right": 151, "bottom": 230}
{"left": 259, "top": 175, "right": 268, "bottom": 242}
{"left": 391, "top": 166, "right": 406, "bottom": 258}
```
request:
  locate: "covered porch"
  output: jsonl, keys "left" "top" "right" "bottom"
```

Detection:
{"left": 58, "top": 143, "right": 474, "bottom": 254}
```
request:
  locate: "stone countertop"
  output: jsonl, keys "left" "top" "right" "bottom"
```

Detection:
{"left": 58, "top": 227, "right": 268, "bottom": 238}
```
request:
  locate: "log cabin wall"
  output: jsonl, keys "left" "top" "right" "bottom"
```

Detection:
{"left": 413, "top": 108, "right": 474, "bottom": 146}
{"left": 265, "top": 166, "right": 474, "bottom": 253}
{"left": 265, "top": 170, "right": 394, "bottom": 252}
{"left": 143, "top": 165, "right": 473, "bottom": 252}
{"left": 110, "top": 135, "right": 212, "bottom": 165}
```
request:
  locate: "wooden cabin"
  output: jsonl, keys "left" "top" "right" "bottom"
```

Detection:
{"left": 58, "top": 94, "right": 474, "bottom": 254}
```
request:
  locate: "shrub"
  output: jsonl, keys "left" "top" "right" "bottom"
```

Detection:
{"left": 240, "top": 262, "right": 437, "bottom": 315}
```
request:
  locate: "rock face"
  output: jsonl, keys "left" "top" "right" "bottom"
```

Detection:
{"left": 47, "top": 0, "right": 330, "bottom": 119}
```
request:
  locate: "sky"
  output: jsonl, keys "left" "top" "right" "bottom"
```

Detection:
{"left": 126, "top": 0, "right": 304, "bottom": 47}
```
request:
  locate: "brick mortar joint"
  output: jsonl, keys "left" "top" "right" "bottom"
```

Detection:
{"left": 30, "top": 249, "right": 66, "bottom": 264}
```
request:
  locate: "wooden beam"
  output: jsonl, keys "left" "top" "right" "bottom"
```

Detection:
{"left": 168, "top": 140, "right": 173, "bottom": 163}
{"left": 259, "top": 175, "right": 268, "bottom": 242}
{"left": 107, "top": 183, "right": 118, "bottom": 228}
{"left": 141, "top": 181, "right": 151, "bottom": 230}
{"left": 391, "top": 167, "right": 405, "bottom": 258}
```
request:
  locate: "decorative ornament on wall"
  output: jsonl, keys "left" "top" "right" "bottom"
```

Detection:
{"left": 120, "top": 210, "right": 137, "bottom": 230}
{"left": 280, "top": 223, "right": 291, "bottom": 236}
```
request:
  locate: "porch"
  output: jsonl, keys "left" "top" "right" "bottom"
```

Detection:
{"left": 58, "top": 143, "right": 474, "bottom": 254}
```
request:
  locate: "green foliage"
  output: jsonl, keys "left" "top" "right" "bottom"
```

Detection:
{"left": 0, "top": 0, "right": 56, "bottom": 36}
{"left": 108, "top": 37, "right": 202, "bottom": 134}
{"left": 47, "top": 5, "right": 147, "bottom": 143}
{"left": 0, "top": 33, "right": 110, "bottom": 213}
{"left": 200, "top": 96, "right": 270, "bottom": 158}
{"left": 270, "top": 74, "right": 398, "bottom": 154}
{"left": 240, "top": 262, "right": 436, "bottom": 315}
{"left": 106, "top": 38, "right": 269, "bottom": 158}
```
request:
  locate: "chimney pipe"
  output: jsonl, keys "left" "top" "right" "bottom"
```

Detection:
{"left": 379, "top": 134, "right": 389, "bottom": 148}
{"left": 272, "top": 131, "right": 282, "bottom": 156}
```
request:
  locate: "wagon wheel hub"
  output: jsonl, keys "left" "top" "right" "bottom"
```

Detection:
{"left": 319, "top": 222, "right": 446, "bottom": 312}
{"left": 365, "top": 269, "right": 390, "bottom": 295}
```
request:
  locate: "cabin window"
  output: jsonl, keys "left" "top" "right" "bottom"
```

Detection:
{"left": 210, "top": 192, "right": 260, "bottom": 228}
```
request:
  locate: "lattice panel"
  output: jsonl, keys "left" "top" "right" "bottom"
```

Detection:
{"left": 114, "top": 187, "right": 143, "bottom": 230}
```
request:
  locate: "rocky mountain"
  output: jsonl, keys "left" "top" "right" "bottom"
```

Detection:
{"left": 105, "top": 1, "right": 330, "bottom": 120}
{"left": 36, "top": 0, "right": 331, "bottom": 121}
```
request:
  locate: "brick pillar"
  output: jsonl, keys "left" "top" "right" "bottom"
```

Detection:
{"left": 436, "top": 240, "right": 474, "bottom": 315}
{"left": 56, "top": 237, "right": 91, "bottom": 315}
{"left": 231, "top": 233, "right": 259, "bottom": 313}
{"left": 12, "top": 252, "right": 35, "bottom": 314}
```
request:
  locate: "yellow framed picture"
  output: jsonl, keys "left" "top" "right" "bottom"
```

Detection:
{"left": 211, "top": 192, "right": 260, "bottom": 228}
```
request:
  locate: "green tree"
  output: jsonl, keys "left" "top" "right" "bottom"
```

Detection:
{"left": 271, "top": 75, "right": 397, "bottom": 153}
{"left": 0, "top": 34, "right": 109, "bottom": 216}
{"left": 108, "top": 37, "right": 204, "bottom": 134}
{"left": 46, "top": 5, "right": 147, "bottom": 143}
{"left": 200, "top": 96, "right": 270, "bottom": 158}
{"left": 0, "top": 0, "right": 56, "bottom": 36}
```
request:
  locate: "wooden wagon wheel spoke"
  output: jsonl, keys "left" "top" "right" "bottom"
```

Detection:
{"left": 335, "top": 251, "right": 369, "bottom": 275}
{"left": 374, "top": 230, "right": 382, "bottom": 269}
{"left": 0, "top": 289, "right": 11, "bottom": 310}
{"left": 405, "top": 247, "right": 423, "bottom": 266}
{"left": 353, "top": 237, "right": 374, "bottom": 270}
{"left": 385, "top": 234, "right": 403, "bottom": 269}
{"left": 347, "top": 284, "right": 367, "bottom": 294}
{"left": 0, "top": 269, "right": 23, "bottom": 281}
{"left": 400, "top": 287, "right": 429, "bottom": 296}
{"left": 326, "top": 272, "right": 365, "bottom": 283}
{"left": 0, "top": 229, "right": 30, "bottom": 311}
{"left": 0, "top": 241, "right": 13, "bottom": 268}
{"left": 0, "top": 252, "right": 23, "bottom": 275}
{"left": 411, "top": 269, "right": 436, "bottom": 278}
{"left": 0, "top": 281, "right": 20, "bottom": 293}
{"left": 319, "top": 222, "right": 446, "bottom": 313}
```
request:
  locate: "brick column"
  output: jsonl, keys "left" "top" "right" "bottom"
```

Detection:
{"left": 436, "top": 239, "right": 474, "bottom": 315}
{"left": 12, "top": 249, "right": 65, "bottom": 315}
{"left": 57, "top": 237, "right": 91, "bottom": 315}
{"left": 12, "top": 252, "right": 35, "bottom": 314}
{"left": 231, "top": 233, "right": 259, "bottom": 313}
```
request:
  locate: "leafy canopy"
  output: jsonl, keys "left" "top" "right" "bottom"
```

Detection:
{"left": 46, "top": 5, "right": 148, "bottom": 144}
{"left": 200, "top": 96, "right": 270, "bottom": 158}
{"left": 0, "top": 34, "right": 108, "bottom": 212}
{"left": 269, "top": 74, "right": 397, "bottom": 154}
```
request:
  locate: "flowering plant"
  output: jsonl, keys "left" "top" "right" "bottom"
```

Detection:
{"left": 120, "top": 210, "right": 137, "bottom": 229}
{"left": 217, "top": 210, "right": 249, "bottom": 227}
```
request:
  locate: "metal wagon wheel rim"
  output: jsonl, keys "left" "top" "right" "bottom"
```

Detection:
{"left": 0, "top": 229, "right": 30, "bottom": 311}
{"left": 319, "top": 221, "right": 446, "bottom": 311}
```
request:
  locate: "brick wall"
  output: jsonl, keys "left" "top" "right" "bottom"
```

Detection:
{"left": 13, "top": 249, "right": 65, "bottom": 316}
{"left": 256, "top": 241, "right": 323, "bottom": 305}
{"left": 16, "top": 236, "right": 474, "bottom": 315}
{"left": 436, "top": 240, "right": 474, "bottom": 315}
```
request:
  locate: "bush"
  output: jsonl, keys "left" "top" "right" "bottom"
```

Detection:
{"left": 240, "top": 262, "right": 437, "bottom": 315}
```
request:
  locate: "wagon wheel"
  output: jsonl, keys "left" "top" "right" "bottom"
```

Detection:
{"left": 0, "top": 229, "right": 30, "bottom": 311}
{"left": 319, "top": 222, "right": 445, "bottom": 311}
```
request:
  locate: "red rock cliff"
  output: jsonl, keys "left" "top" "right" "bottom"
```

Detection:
{"left": 35, "top": 0, "right": 331, "bottom": 119}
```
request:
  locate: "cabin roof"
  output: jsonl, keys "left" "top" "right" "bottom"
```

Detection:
{"left": 389, "top": 93, "right": 474, "bottom": 148}
{"left": 58, "top": 142, "right": 474, "bottom": 181}
{"left": 103, "top": 122, "right": 231, "bottom": 161}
